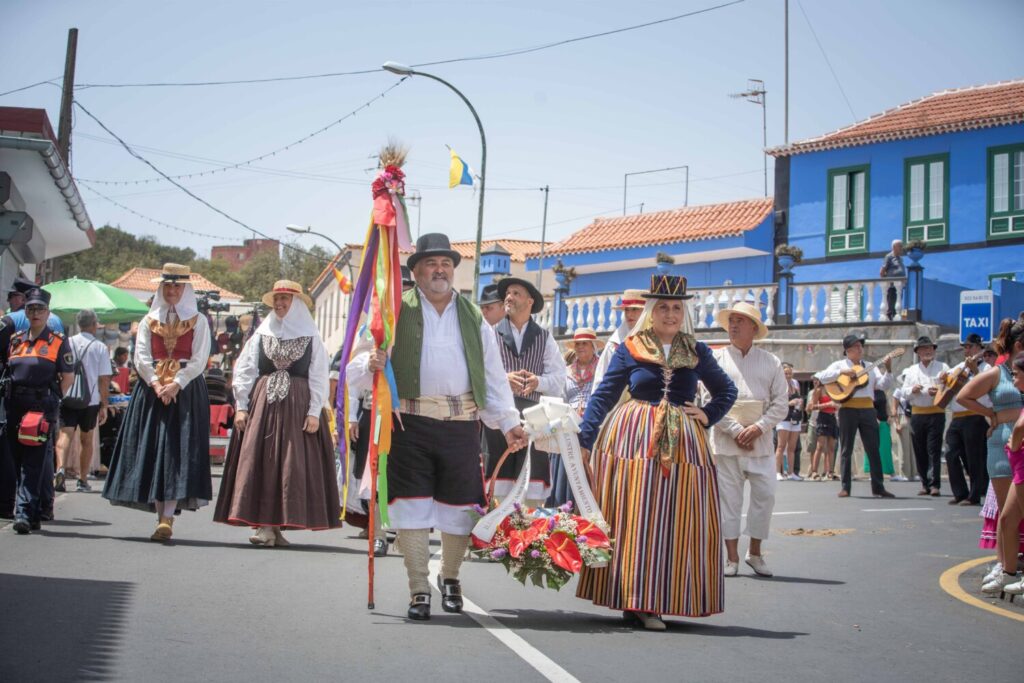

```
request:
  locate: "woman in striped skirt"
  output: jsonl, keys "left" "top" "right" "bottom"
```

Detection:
{"left": 577, "top": 275, "right": 737, "bottom": 631}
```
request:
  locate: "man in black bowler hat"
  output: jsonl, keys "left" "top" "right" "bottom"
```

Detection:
{"left": 899, "top": 336, "right": 949, "bottom": 496}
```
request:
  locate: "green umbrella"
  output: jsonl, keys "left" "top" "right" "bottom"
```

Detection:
{"left": 43, "top": 277, "right": 150, "bottom": 324}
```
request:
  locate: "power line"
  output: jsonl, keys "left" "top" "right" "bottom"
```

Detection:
{"left": 73, "top": 1, "right": 746, "bottom": 89}
{"left": 75, "top": 79, "right": 406, "bottom": 185}
{"left": 80, "top": 182, "right": 231, "bottom": 240}
{"left": 0, "top": 78, "right": 60, "bottom": 98}
{"left": 72, "top": 98, "right": 333, "bottom": 264}
{"left": 796, "top": 0, "right": 856, "bottom": 120}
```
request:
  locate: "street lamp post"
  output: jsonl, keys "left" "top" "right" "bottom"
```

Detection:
{"left": 382, "top": 61, "right": 488, "bottom": 296}
{"left": 285, "top": 224, "right": 354, "bottom": 281}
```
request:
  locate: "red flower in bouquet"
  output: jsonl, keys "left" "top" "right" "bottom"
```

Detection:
{"left": 509, "top": 517, "right": 549, "bottom": 558}
{"left": 545, "top": 531, "right": 583, "bottom": 573}
{"left": 574, "top": 518, "right": 611, "bottom": 549}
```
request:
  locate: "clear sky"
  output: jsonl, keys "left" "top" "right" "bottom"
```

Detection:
{"left": 2, "top": 0, "right": 1021, "bottom": 257}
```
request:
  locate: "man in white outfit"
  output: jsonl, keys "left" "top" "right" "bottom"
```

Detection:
{"left": 709, "top": 302, "right": 789, "bottom": 578}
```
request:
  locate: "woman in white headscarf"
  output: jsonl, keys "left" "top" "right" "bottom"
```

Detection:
{"left": 214, "top": 280, "right": 341, "bottom": 546}
{"left": 103, "top": 264, "right": 213, "bottom": 542}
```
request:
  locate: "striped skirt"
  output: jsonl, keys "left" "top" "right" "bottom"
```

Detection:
{"left": 576, "top": 399, "right": 723, "bottom": 618}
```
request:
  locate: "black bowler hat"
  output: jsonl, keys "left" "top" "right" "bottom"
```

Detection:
{"left": 842, "top": 333, "right": 866, "bottom": 351}
{"left": 913, "top": 336, "right": 937, "bottom": 352}
{"left": 478, "top": 283, "right": 501, "bottom": 306}
{"left": 497, "top": 277, "right": 544, "bottom": 314}
{"left": 407, "top": 233, "right": 461, "bottom": 270}
{"left": 400, "top": 265, "right": 414, "bottom": 288}
{"left": 962, "top": 333, "right": 984, "bottom": 347}
{"left": 24, "top": 288, "right": 51, "bottom": 307}
{"left": 641, "top": 274, "right": 693, "bottom": 300}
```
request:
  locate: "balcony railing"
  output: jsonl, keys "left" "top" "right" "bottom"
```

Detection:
{"left": 549, "top": 277, "right": 908, "bottom": 335}
{"left": 557, "top": 284, "right": 778, "bottom": 336}
{"left": 789, "top": 278, "right": 905, "bottom": 325}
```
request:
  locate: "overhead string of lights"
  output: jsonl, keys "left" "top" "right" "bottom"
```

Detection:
{"left": 72, "top": 99, "right": 334, "bottom": 264}
{"left": 75, "top": 78, "right": 407, "bottom": 186}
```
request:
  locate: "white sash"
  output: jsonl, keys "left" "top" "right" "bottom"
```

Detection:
{"left": 472, "top": 397, "right": 608, "bottom": 544}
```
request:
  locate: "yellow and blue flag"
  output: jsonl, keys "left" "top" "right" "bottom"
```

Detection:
{"left": 448, "top": 146, "right": 473, "bottom": 188}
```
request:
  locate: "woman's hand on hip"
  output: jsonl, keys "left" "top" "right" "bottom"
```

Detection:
{"left": 304, "top": 416, "right": 320, "bottom": 434}
{"left": 683, "top": 401, "right": 709, "bottom": 427}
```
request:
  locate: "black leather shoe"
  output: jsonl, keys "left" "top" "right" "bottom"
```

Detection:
{"left": 373, "top": 538, "right": 388, "bottom": 557}
{"left": 873, "top": 490, "right": 896, "bottom": 499}
{"left": 437, "top": 576, "right": 463, "bottom": 613}
{"left": 408, "top": 593, "right": 431, "bottom": 621}
{"left": 30, "top": 520, "right": 41, "bottom": 531}
{"left": 39, "top": 511, "right": 53, "bottom": 522}
{"left": 12, "top": 519, "right": 30, "bottom": 535}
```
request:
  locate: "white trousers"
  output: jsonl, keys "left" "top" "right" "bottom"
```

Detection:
{"left": 717, "top": 453, "right": 777, "bottom": 541}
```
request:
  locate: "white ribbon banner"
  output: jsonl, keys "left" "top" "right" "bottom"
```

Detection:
{"left": 472, "top": 397, "right": 608, "bottom": 544}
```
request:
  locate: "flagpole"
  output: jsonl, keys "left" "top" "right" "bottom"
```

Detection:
{"left": 383, "top": 63, "right": 487, "bottom": 296}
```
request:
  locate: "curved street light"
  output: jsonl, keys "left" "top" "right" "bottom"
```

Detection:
{"left": 286, "top": 224, "right": 354, "bottom": 281}
{"left": 382, "top": 61, "right": 487, "bottom": 296}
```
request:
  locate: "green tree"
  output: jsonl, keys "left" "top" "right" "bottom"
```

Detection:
{"left": 281, "top": 241, "right": 332, "bottom": 294}
{"left": 50, "top": 225, "right": 195, "bottom": 283}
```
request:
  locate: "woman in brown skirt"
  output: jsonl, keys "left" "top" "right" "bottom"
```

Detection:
{"left": 214, "top": 280, "right": 341, "bottom": 546}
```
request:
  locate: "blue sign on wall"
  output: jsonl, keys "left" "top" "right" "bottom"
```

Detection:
{"left": 960, "top": 290, "right": 994, "bottom": 343}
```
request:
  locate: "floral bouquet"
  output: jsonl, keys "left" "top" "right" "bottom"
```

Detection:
{"left": 469, "top": 501, "right": 612, "bottom": 591}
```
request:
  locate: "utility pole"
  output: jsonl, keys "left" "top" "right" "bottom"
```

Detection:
{"left": 57, "top": 28, "right": 78, "bottom": 166}
{"left": 784, "top": 0, "right": 789, "bottom": 144}
{"left": 407, "top": 190, "right": 423, "bottom": 238}
{"left": 536, "top": 185, "right": 549, "bottom": 290}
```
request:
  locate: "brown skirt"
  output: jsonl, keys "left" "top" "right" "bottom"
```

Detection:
{"left": 214, "top": 375, "right": 341, "bottom": 530}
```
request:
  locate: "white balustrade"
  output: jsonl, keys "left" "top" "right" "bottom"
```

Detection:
{"left": 787, "top": 277, "right": 906, "bottom": 326}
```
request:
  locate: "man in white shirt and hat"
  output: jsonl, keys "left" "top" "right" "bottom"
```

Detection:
{"left": 349, "top": 233, "right": 527, "bottom": 621}
{"left": 709, "top": 302, "right": 789, "bottom": 577}
{"left": 816, "top": 335, "right": 897, "bottom": 499}
{"left": 900, "top": 336, "right": 949, "bottom": 497}
{"left": 593, "top": 288, "right": 646, "bottom": 388}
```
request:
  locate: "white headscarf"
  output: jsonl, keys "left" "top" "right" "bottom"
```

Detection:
{"left": 255, "top": 294, "right": 319, "bottom": 340}
{"left": 149, "top": 281, "right": 199, "bottom": 322}
{"left": 627, "top": 298, "right": 696, "bottom": 339}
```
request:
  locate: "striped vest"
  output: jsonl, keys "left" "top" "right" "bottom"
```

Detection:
{"left": 494, "top": 317, "right": 547, "bottom": 406}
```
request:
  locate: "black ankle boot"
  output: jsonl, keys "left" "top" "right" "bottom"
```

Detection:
{"left": 408, "top": 593, "right": 431, "bottom": 621}
{"left": 437, "top": 576, "right": 463, "bottom": 613}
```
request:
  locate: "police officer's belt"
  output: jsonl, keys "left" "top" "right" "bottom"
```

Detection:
{"left": 10, "top": 386, "right": 54, "bottom": 401}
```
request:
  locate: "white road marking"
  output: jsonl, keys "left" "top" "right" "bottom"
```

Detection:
{"left": 742, "top": 510, "right": 809, "bottom": 517}
{"left": 428, "top": 554, "right": 580, "bottom": 683}
{"left": 861, "top": 507, "right": 934, "bottom": 513}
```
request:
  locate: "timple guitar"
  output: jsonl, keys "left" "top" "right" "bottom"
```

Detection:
{"left": 933, "top": 352, "right": 985, "bottom": 408}
{"left": 824, "top": 348, "right": 906, "bottom": 403}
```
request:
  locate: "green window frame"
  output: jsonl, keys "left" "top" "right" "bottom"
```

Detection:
{"left": 987, "top": 143, "right": 1024, "bottom": 240}
{"left": 826, "top": 164, "right": 870, "bottom": 255}
{"left": 904, "top": 154, "right": 949, "bottom": 245}
{"left": 989, "top": 272, "right": 1016, "bottom": 288}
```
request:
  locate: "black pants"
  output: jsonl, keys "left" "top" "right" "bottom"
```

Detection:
{"left": 886, "top": 284, "right": 898, "bottom": 320}
{"left": 911, "top": 412, "right": 946, "bottom": 491}
{"left": 0, "top": 435, "right": 14, "bottom": 516}
{"left": 945, "top": 414, "right": 988, "bottom": 503}
{"left": 838, "top": 407, "right": 885, "bottom": 494}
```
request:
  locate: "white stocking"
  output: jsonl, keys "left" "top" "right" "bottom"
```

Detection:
{"left": 440, "top": 533, "right": 470, "bottom": 581}
{"left": 398, "top": 528, "right": 431, "bottom": 596}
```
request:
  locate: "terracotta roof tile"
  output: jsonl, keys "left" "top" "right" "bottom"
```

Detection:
{"left": 110, "top": 267, "right": 243, "bottom": 300}
{"left": 536, "top": 198, "right": 773, "bottom": 257}
{"left": 770, "top": 79, "right": 1024, "bottom": 157}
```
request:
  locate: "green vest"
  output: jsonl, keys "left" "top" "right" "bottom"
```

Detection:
{"left": 391, "top": 288, "right": 488, "bottom": 408}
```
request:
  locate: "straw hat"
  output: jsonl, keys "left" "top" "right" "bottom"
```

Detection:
{"left": 563, "top": 327, "right": 604, "bottom": 362}
{"left": 716, "top": 301, "right": 769, "bottom": 340}
{"left": 262, "top": 279, "right": 313, "bottom": 309}
{"left": 613, "top": 288, "right": 647, "bottom": 310}
{"left": 150, "top": 263, "right": 193, "bottom": 284}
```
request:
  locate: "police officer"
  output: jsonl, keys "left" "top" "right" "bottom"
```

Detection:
{"left": 0, "top": 277, "right": 37, "bottom": 518}
{"left": 8, "top": 288, "right": 72, "bottom": 534}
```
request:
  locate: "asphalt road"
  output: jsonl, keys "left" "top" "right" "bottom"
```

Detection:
{"left": 1, "top": 471, "right": 1020, "bottom": 683}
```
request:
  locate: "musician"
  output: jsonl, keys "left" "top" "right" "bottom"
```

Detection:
{"left": 942, "top": 333, "right": 990, "bottom": 505}
{"left": 900, "top": 337, "right": 949, "bottom": 497}
{"left": 816, "top": 335, "right": 896, "bottom": 498}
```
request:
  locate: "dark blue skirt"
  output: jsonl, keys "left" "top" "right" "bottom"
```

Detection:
{"left": 102, "top": 378, "right": 211, "bottom": 512}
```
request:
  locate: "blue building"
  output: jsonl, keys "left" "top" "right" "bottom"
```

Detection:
{"left": 526, "top": 198, "right": 776, "bottom": 333}
{"left": 769, "top": 79, "right": 1024, "bottom": 327}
